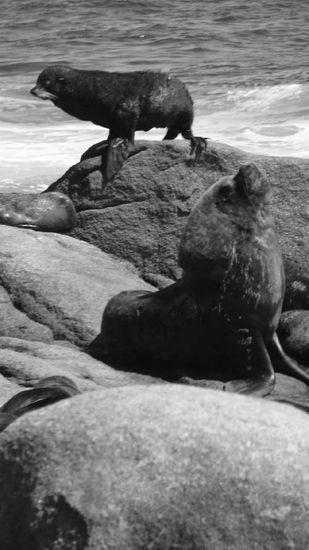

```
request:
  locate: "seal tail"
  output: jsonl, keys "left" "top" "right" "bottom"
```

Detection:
{"left": 268, "top": 333, "right": 309, "bottom": 386}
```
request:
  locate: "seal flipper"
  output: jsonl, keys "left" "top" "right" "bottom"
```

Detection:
{"left": 268, "top": 333, "right": 309, "bottom": 386}
{"left": 224, "top": 329, "right": 276, "bottom": 397}
{"left": 102, "top": 138, "right": 133, "bottom": 183}
{"left": 180, "top": 128, "right": 208, "bottom": 161}
{"left": 189, "top": 136, "right": 208, "bottom": 161}
{"left": 0, "top": 375, "right": 80, "bottom": 432}
{"left": 80, "top": 139, "right": 109, "bottom": 161}
{"left": 16, "top": 224, "right": 39, "bottom": 230}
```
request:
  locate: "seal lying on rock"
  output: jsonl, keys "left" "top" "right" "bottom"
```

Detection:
{"left": 0, "top": 376, "right": 80, "bottom": 432}
{"left": 0, "top": 192, "right": 77, "bottom": 232}
{"left": 30, "top": 65, "right": 207, "bottom": 182}
{"left": 98, "top": 164, "right": 309, "bottom": 397}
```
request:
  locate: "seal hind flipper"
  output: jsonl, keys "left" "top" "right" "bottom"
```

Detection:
{"left": 181, "top": 128, "right": 208, "bottom": 161}
{"left": 268, "top": 333, "right": 309, "bottom": 386}
{"left": 223, "top": 329, "right": 276, "bottom": 397}
{"left": 164, "top": 127, "right": 208, "bottom": 161}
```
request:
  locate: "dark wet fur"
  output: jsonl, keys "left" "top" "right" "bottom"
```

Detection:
{"left": 0, "top": 376, "right": 80, "bottom": 432}
{"left": 31, "top": 65, "right": 207, "bottom": 180}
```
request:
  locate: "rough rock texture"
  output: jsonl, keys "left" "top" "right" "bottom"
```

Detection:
{"left": 0, "top": 332, "right": 307, "bottom": 413}
{"left": 0, "top": 337, "right": 159, "bottom": 406}
{"left": 278, "top": 310, "right": 309, "bottom": 364}
{"left": 46, "top": 140, "right": 309, "bottom": 288}
{"left": 0, "top": 225, "right": 153, "bottom": 347}
{"left": 1, "top": 385, "right": 309, "bottom": 550}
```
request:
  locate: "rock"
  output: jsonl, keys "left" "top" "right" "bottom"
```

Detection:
{"left": 278, "top": 310, "right": 309, "bottom": 365}
{"left": 0, "top": 225, "right": 153, "bottom": 347}
{"left": 0, "top": 286, "right": 53, "bottom": 343}
{"left": 0, "top": 336, "right": 159, "bottom": 406}
{"left": 46, "top": 141, "right": 309, "bottom": 291}
{"left": 1, "top": 385, "right": 309, "bottom": 549}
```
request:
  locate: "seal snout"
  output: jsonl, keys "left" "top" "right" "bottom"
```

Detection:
{"left": 30, "top": 86, "right": 39, "bottom": 97}
{"left": 30, "top": 85, "right": 57, "bottom": 101}
{"left": 234, "top": 163, "right": 270, "bottom": 201}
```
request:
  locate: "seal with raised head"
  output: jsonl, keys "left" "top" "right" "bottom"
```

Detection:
{"left": 96, "top": 163, "right": 309, "bottom": 397}
{"left": 30, "top": 65, "right": 207, "bottom": 182}
{"left": 0, "top": 192, "right": 77, "bottom": 232}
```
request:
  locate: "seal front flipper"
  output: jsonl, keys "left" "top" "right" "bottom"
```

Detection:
{"left": 102, "top": 138, "right": 133, "bottom": 183}
{"left": 224, "top": 375, "right": 275, "bottom": 397}
{"left": 223, "top": 329, "right": 276, "bottom": 397}
{"left": 268, "top": 333, "right": 309, "bottom": 386}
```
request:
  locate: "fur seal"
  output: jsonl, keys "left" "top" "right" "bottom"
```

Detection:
{"left": 0, "top": 376, "right": 80, "bottom": 432}
{"left": 0, "top": 192, "right": 77, "bottom": 232}
{"left": 97, "top": 164, "right": 309, "bottom": 397}
{"left": 30, "top": 65, "right": 207, "bottom": 182}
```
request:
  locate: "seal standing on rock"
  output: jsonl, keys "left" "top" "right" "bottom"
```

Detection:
{"left": 0, "top": 192, "right": 77, "bottom": 232}
{"left": 30, "top": 65, "right": 207, "bottom": 182}
{"left": 97, "top": 164, "right": 309, "bottom": 397}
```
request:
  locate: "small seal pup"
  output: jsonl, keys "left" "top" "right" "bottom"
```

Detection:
{"left": 0, "top": 376, "right": 80, "bottom": 432}
{"left": 0, "top": 192, "right": 77, "bottom": 232}
{"left": 98, "top": 164, "right": 309, "bottom": 397}
{"left": 30, "top": 65, "right": 207, "bottom": 182}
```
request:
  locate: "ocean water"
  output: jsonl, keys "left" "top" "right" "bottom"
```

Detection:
{"left": 1, "top": 0, "right": 309, "bottom": 191}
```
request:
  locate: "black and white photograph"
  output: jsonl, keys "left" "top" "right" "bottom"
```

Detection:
{"left": 0, "top": 1, "right": 309, "bottom": 548}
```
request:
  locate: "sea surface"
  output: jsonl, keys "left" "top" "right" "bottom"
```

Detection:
{"left": 1, "top": 0, "right": 309, "bottom": 191}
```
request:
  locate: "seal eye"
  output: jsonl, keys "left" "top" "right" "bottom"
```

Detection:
{"left": 57, "top": 77, "right": 65, "bottom": 83}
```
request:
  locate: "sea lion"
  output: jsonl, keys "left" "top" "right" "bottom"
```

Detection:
{"left": 30, "top": 65, "right": 207, "bottom": 182}
{"left": 0, "top": 376, "right": 80, "bottom": 432}
{"left": 97, "top": 164, "right": 309, "bottom": 397}
{"left": 0, "top": 192, "right": 77, "bottom": 232}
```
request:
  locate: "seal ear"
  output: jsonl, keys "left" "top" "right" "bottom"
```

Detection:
{"left": 234, "top": 163, "right": 269, "bottom": 199}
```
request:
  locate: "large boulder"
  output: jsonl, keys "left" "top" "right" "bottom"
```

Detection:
{"left": 0, "top": 385, "right": 309, "bottom": 549}
{"left": 0, "top": 226, "right": 153, "bottom": 347}
{"left": 46, "top": 140, "right": 309, "bottom": 286}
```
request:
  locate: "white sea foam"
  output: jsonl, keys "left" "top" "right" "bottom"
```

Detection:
{"left": 193, "top": 82, "right": 309, "bottom": 157}
{"left": 1, "top": 82, "right": 309, "bottom": 191}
